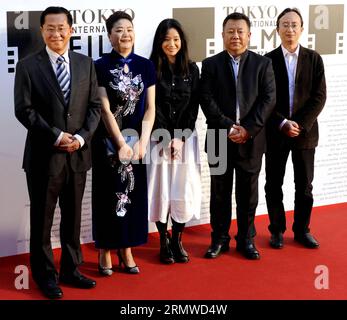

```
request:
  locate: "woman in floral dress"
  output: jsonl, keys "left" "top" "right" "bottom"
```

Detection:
{"left": 92, "top": 11, "right": 155, "bottom": 275}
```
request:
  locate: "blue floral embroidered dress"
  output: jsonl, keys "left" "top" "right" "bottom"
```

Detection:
{"left": 92, "top": 50, "right": 156, "bottom": 249}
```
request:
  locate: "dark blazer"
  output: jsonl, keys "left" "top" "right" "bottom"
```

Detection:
{"left": 14, "top": 48, "right": 101, "bottom": 175}
{"left": 265, "top": 46, "right": 326, "bottom": 149}
{"left": 200, "top": 49, "right": 276, "bottom": 160}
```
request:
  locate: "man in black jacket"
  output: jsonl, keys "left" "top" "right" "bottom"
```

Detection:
{"left": 264, "top": 8, "right": 326, "bottom": 249}
{"left": 200, "top": 12, "right": 276, "bottom": 260}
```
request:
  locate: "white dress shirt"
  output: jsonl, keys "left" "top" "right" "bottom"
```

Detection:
{"left": 279, "top": 44, "right": 300, "bottom": 129}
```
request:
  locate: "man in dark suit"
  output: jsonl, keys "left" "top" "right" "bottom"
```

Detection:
{"left": 200, "top": 12, "right": 276, "bottom": 260}
{"left": 14, "top": 7, "right": 101, "bottom": 299}
{"left": 264, "top": 8, "right": 326, "bottom": 249}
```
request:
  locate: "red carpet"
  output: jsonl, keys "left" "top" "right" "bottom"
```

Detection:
{"left": 1, "top": 203, "right": 346, "bottom": 300}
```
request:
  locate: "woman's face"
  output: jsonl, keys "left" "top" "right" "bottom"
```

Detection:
{"left": 161, "top": 28, "right": 181, "bottom": 63}
{"left": 108, "top": 18, "right": 134, "bottom": 55}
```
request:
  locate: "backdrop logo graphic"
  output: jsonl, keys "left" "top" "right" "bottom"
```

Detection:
{"left": 308, "top": 4, "right": 344, "bottom": 55}
{"left": 6, "top": 9, "right": 133, "bottom": 74}
{"left": 224, "top": 5, "right": 279, "bottom": 54}
{"left": 173, "top": 8, "right": 214, "bottom": 62}
{"left": 7, "top": 11, "right": 42, "bottom": 73}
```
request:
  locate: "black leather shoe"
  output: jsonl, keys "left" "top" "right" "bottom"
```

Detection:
{"left": 38, "top": 278, "right": 63, "bottom": 299}
{"left": 59, "top": 272, "right": 96, "bottom": 289}
{"left": 236, "top": 241, "right": 260, "bottom": 260}
{"left": 270, "top": 233, "right": 284, "bottom": 249}
{"left": 294, "top": 233, "right": 319, "bottom": 248}
{"left": 204, "top": 243, "right": 229, "bottom": 259}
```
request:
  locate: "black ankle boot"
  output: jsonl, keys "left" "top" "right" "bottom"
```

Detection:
{"left": 159, "top": 232, "right": 175, "bottom": 264}
{"left": 171, "top": 230, "right": 189, "bottom": 263}
{"left": 156, "top": 222, "right": 175, "bottom": 264}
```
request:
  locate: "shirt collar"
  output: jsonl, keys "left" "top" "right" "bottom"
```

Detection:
{"left": 111, "top": 49, "right": 134, "bottom": 60}
{"left": 227, "top": 51, "right": 242, "bottom": 63}
{"left": 46, "top": 46, "right": 70, "bottom": 64}
{"left": 281, "top": 44, "right": 300, "bottom": 58}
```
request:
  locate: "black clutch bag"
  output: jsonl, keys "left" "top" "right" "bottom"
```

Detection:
{"left": 103, "top": 137, "right": 118, "bottom": 167}
{"left": 103, "top": 136, "right": 138, "bottom": 167}
{"left": 104, "top": 137, "right": 117, "bottom": 157}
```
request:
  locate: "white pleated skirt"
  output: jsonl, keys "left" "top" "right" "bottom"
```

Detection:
{"left": 147, "top": 131, "right": 201, "bottom": 224}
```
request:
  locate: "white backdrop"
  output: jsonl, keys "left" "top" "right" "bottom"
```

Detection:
{"left": 1, "top": 0, "right": 346, "bottom": 257}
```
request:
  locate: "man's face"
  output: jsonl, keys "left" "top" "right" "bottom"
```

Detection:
{"left": 41, "top": 13, "right": 72, "bottom": 55}
{"left": 277, "top": 11, "right": 303, "bottom": 49}
{"left": 222, "top": 19, "right": 250, "bottom": 57}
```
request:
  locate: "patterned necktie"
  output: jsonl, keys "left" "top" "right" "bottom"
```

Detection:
{"left": 56, "top": 56, "right": 70, "bottom": 104}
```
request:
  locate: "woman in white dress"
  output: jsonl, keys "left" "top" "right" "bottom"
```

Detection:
{"left": 148, "top": 18, "right": 201, "bottom": 263}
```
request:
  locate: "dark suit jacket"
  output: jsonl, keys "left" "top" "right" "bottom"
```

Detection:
{"left": 200, "top": 50, "right": 276, "bottom": 162}
{"left": 265, "top": 46, "right": 326, "bottom": 149}
{"left": 14, "top": 48, "right": 101, "bottom": 175}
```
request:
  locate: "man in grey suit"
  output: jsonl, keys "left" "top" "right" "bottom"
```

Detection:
{"left": 14, "top": 7, "right": 101, "bottom": 299}
{"left": 200, "top": 12, "right": 276, "bottom": 260}
{"left": 265, "top": 8, "right": 326, "bottom": 249}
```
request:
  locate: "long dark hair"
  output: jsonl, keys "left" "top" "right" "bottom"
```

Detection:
{"left": 150, "top": 18, "right": 190, "bottom": 79}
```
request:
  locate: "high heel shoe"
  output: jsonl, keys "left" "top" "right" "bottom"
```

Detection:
{"left": 98, "top": 252, "right": 113, "bottom": 276}
{"left": 117, "top": 250, "right": 140, "bottom": 274}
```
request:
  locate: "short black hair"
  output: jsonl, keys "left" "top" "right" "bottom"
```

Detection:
{"left": 106, "top": 11, "right": 133, "bottom": 35}
{"left": 223, "top": 12, "right": 251, "bottom": 30}
{"left": 40, "top": 6, "right": 73, "bottom": 27}
{"left": 276, "top": 8, "right": 303, "bottom": 29}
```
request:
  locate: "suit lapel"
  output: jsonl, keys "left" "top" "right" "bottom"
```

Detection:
{"left": 274, "top": 47, "right": 289, "bottom": 84}
{"left": 295, "top": 46, "right": 307, "bottom": 83}
{"left": 69, "top": 51, "right": 82, "bottom": 111}
{"left": 223, "top": 51, "right": 236, "bottom": 88}
{"left": 37, "top": 49, "right": 66, "bottom": 106}
{"left": 234, "top": 50, "right": 249, "bottom": 120}
{"left": 221, "top": 51, "right": 237, "bottom": 120}
{"left": 292, "top": 46, "right": 307, "bottom": 113}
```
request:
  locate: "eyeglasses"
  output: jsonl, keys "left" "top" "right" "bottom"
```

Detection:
{"left": 280, "top": 23, "right": 301, "bottom": 30}
{"left": 44, "top": 27, "right": 70, "bottom": 35}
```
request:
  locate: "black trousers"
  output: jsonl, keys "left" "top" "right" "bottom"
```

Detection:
{"left": 265, "top": 144, "right": 315, "bottom": 235}
{"left": 209, "top": 153, "right": 261, "bottom": 245}
{"left": 26, "top": 160, "right": 86, "bottom": 284}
